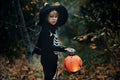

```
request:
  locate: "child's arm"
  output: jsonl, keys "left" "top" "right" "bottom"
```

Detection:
{"left": 52, "top": 45, "right": 67, "bottom": 52}
{"left": 32, "top": 47, "right": 41, "bottom": 55}
{"left": 52, "top": 45, "right": 76, "bottom": 53}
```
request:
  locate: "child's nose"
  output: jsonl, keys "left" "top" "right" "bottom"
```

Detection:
{"left": 54, "top": 17, "right": 56, "bottom": 18}
{"left": 53, "top": 17, "right": 57, "bottom": 20}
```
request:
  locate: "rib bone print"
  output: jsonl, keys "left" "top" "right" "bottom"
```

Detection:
{"left": 53, "top": 32, "right": 62, "bottom": 55}
{"left": 53, "top": 33, "right": 62, "bottom": 46}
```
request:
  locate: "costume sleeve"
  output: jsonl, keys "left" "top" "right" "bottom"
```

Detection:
{"left": 52, "top": 45, "right": 67, "bottom": 52}
{"left": 32, "top": 47, "right": 42, "bottom": 55}
{"left": 51, "top": 31, "right": 67, "bottom": 52}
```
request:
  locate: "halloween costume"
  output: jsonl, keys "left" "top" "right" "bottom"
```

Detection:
{"left": 32, "top": 3, "right": 68, "bottom": 80}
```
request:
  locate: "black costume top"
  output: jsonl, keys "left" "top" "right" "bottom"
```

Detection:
{"left": 33, "top": 23, "right": 66, "bottom": 55}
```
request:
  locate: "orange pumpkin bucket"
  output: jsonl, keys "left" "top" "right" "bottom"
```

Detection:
{"left": 64, "top": 55, "right": 82, "bottom": 72}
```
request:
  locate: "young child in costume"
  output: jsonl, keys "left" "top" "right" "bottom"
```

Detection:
{"left": 32, "top": 2, "right": 75, "bottom": 80}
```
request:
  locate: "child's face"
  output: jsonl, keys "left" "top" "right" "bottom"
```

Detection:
{"left": 47, "top": 10, "right": 59, "bottom": 26}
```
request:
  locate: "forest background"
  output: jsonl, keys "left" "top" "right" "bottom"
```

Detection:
{"left": 0, "top": 0, "right": 119, "bottom": 80}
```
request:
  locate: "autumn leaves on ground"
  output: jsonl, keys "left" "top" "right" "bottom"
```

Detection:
{"left": 0, "top": 54, "right": 43, "bottom": 80}
{"left": 0, "top": 53, "right": 119, "bottom": 80}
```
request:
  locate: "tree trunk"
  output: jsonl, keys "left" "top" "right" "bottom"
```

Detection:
{"left": 14, "top": 0, "right": 33, "bottom": 59}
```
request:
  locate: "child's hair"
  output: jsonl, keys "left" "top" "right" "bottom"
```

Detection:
{"left": 49, "top": 10, "right": 58, "bottom": 15}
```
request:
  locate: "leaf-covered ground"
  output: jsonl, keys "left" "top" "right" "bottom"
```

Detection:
{"left": 0, "top": 54, "right": 43, "bottom": 80}
{"left": 0, "top": 54, "right": 119, "bottom": 80}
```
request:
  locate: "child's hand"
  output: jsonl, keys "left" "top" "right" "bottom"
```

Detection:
{"left": 65, "top": 47, "right": 76, "bottom": 53}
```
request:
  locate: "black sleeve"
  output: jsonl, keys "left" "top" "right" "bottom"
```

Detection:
{"left": 32, "top": 47, "right": 42, "bottom": 55}
{"left": 52, "top": 45, "right": 67, "bottom": 52}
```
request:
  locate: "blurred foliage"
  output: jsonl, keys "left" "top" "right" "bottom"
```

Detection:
{"left": 73, "top": 0, "right": 119, "bottom": 66}
{"left": 0, "top": 0, "right": 43, "bottom": 56}
{"left": 59, "top": 0, "right": 119, "bottom": 79}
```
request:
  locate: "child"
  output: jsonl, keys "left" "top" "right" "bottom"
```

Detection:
{"left": 32, "top": 2, "right": 75, "bottom": 80}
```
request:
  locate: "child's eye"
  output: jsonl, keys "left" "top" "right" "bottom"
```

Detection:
{"left": 55, "top": 16, "right": 58, "bottom": 18}
{"left": 50, "top": 16, "right": 54, "bottom": 18}
{"left": 49, "top": 15, "right": 58, "bottom": 18}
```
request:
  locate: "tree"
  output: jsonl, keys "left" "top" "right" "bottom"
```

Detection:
{"left": 14, "top": 0, "right": 33, "bottom": 59}
{"left": 0, "top": 0, "right": 42, "bottom": 59}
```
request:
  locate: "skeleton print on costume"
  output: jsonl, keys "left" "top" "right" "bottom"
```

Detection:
{"left": 50, "top": 31, "right": 63, "bottom": 55}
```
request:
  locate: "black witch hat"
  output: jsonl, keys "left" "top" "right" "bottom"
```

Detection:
{"left": 39, "top": 2, "right": 68, "bottom": 26}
